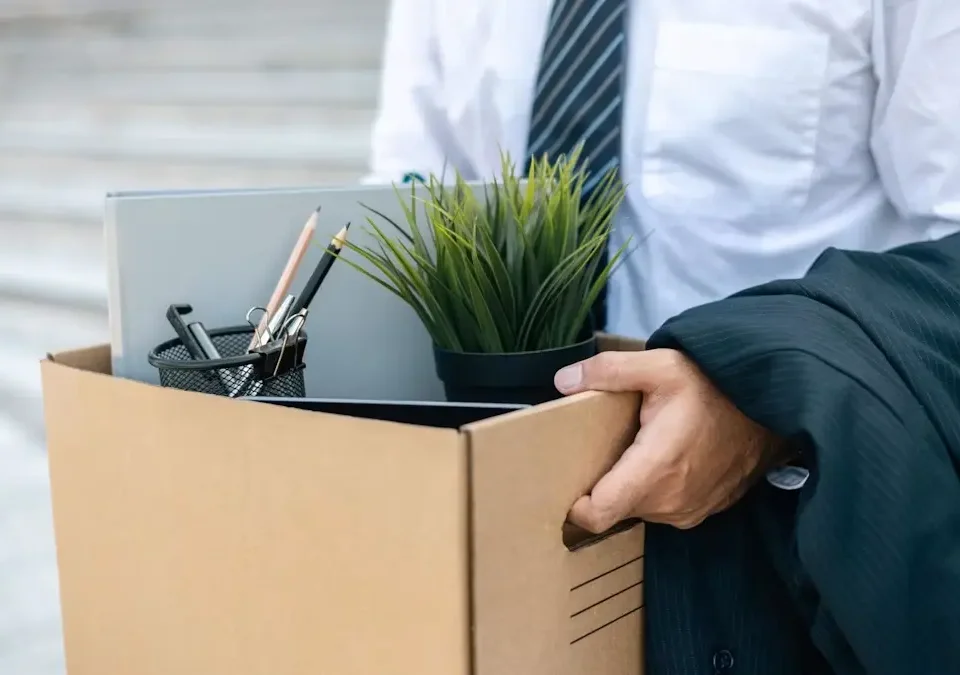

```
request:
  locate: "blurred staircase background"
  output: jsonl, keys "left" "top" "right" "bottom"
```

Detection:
{"left": 0, "top": 1, "right": 387, "bottom": 671}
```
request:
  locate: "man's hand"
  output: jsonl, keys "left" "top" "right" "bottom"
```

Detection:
{"left": 554, "top": 349, "right": 788, "bottom": 532}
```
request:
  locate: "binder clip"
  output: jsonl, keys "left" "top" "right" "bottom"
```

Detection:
{"left": 252, "top": 331, "right": 308, "bottom": 382}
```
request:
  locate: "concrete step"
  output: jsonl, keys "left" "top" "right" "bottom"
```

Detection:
{"left": 0, "top": 0, "right": 126, "bottom": 20}
{"left": 0, "top": 153, "right": 366, "bottom": 226}
{"left": 0, "top": 599, "right": 63, "bottom": 675}
{"left": 0, "top": 410, "right": 64, "bottom": 675}
{"left": 0, "top": 217, "right": 106, "bottom": 308}
{"left": 0, "top": 347, "right": 49, "bottom": 439}
{"left": 3, "top": 68, "right": 381, "bottom": 106}
{"left": 1, "top": 100, "right": 376, "bottom": 127}
{"left": 4, "top": 292, "right": 108, "bottom": 355}
{"left": 0, "top": 97, "right": 377, "bottom": 127}
{"left": 0, "top": 181, "right": 104, "bottom": 224}
{"left": 0, "top": 106, "right": 374, "bottom": 165}
{"left": 0, "top": 1, "right": 386, "bottom": 25}
{"left": 0, "top": 153, "right": 359, "bottom": 197}
{"left": 0, "top": 413, "right": 45, "bottom": 476}
{"left": 0, "top": 295, "right": 108, "bottom": 435}
{"left": 0, "top": 27, "right": 385, "bottom": 72}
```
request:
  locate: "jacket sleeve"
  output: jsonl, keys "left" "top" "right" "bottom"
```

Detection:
{"left": 364, "top": 0, "right": 448, "bottom": 183}
{"left": 871, "top": 0, "right": 960, "bottom": 240}
{"left": 647, "top": 233, "right": 960, "bottom": 675}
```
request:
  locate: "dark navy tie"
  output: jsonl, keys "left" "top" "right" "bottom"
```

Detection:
{"left": 527, "top": 0, "right": 629, "bottom": 196}
{"left": 527, "top": 0, "right": 630, "bottom": 329}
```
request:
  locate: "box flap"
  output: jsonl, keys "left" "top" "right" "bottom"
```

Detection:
{"left": 46, "top": 343, "right": 112, "bottom": 375}
{"left": 464, "top": 391, "right": 645, "bottom": 675}
{"left": 41, "top": 364, "right": 471, "bottom": 675}
{"left": 596, "top": 333, "right": 645, "bottom": 352}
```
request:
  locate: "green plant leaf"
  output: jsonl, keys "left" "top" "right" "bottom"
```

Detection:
{"left": 359, "top": 200, "right": 414, "bottom": 245}
{"left": 339, "top": 148, "right": 634, "bottom": 353}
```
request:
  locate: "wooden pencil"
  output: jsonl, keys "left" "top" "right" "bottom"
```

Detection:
{"left": 248, "top": 206, "right": 320, "bottom": 349}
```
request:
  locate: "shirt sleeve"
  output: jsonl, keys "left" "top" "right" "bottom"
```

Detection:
{"left": 364, "top": 0, "right": 448, "bottom": 184}
{"left": 870, "top": 0, "right": 960, "bottom": 240}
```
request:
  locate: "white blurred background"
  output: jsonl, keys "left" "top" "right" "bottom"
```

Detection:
{"left": 0, "top": 1, "right": 388, "bottom": 671}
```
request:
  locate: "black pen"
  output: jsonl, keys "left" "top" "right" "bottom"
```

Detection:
{"left": 288, "top": 223, "right": 350, "bottom": 316}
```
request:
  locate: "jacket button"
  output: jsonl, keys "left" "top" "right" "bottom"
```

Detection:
{"left": 713, "top": 649, "right": 735, "bottom": 671}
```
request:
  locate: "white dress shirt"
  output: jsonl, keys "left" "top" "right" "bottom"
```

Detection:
{"left": 367, "top": 0, "right": 960, "bottom": 339}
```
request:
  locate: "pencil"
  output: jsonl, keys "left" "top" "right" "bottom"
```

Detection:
{"left": 248, "top": 206, "right": 320, "bottom": 350}
{"left": 288, "top": 223, "right": 350, "bottom": 316}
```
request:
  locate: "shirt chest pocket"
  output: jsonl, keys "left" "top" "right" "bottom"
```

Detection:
{"left": 639, "top": 22, "right": 831, "bottom": 222}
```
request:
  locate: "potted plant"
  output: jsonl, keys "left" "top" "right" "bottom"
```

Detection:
{"left": 340, "top": 148, "right": 630, "bottom": 405}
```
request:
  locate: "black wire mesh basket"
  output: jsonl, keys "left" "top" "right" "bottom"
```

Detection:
{"left": 147, "top": 325, "right": 306, "bottom": 398}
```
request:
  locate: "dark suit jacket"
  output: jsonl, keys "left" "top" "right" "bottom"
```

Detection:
{"left": 641, "top": 233, "right": 960, "bottom": 675}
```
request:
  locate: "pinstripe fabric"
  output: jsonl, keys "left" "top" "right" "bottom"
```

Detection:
{"left": 527, "top": 0, "right": 629, "bottom": 329}
{"left": 527, "top": 0, "right": 627, "bottom": 193}
{"left": 645, "top": 233, "right": 960, "bottom": 674}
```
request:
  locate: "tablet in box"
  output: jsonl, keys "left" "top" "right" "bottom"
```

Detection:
{"left": 41, "top": 336, "right": 646, "bottom": 675}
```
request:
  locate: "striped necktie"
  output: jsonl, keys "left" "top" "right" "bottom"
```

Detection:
{"left": 527, "top": 0, "right": 629, "bottom": 198}
{"left": 527, "top": 0, "right": 630, "bottom": 329}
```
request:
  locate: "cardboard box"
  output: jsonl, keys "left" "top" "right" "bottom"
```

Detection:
{"left": 41, "top": 337, "right": 646, "bottom": 675}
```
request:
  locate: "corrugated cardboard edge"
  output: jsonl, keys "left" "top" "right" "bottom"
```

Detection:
{"left": 45, "top": 344, "right": 113, "bottom": 374}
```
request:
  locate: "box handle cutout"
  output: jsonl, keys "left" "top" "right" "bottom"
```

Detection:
{"left": 562, "top": 518, "right": 642, "bottom": 552}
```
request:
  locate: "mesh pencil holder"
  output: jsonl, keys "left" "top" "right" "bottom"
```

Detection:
{"left": 147, "top": 325, "right": 307, "bottom": 398}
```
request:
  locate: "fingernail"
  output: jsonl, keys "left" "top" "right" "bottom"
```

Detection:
{"left": 554, "top": 364, "right": 583, "bottom": 392}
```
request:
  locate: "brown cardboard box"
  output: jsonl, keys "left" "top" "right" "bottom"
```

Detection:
{"left": 40, "top": 337, "right": 646, "bottom": 675}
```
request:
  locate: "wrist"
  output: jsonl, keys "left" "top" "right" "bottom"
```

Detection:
{"left": 763, "top": 435, "right": 810, "bottom": 491}
{"left": 765, "top": 433, "right": 801, "bottom": 468}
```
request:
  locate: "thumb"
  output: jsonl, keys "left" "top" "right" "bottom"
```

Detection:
{"left": 554, "top": 349, "right": 678, "bottom": 395}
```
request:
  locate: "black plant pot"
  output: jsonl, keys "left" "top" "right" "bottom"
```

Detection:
{"left": 433, "top": 335, "right": 598, "bottom": 406}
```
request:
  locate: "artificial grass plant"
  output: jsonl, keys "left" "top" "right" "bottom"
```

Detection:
{"left": 339, "top": 148, "right": 630, "bottom": 353}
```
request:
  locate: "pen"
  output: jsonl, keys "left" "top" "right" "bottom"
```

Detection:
{"left": 288, "top": 223, "right": 350, "bottom": 316}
